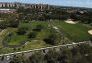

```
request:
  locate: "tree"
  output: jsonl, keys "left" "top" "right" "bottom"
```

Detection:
{"left": 29, "top": 51, "right": 45, "bottom": 63}
{"left": 9, "top": 55, "right": 27, "bottom": 63}
{"left": 28, "top": 32, "right": 37, "bottom": 39}
{"left": 33, "top": 24, "right": 44, "bottom": 32}
{"left": 44, "top": 50, "right": 59, "bottom": 63}
{"left": 17, "top": 27, "right": 27, "bottom": 35}
{"left": 44, "top": 33, "right": 56, "bottom": 45}
{"left": 1, "top": 56, "right": 4, "bottom": 61}
{"left": 17, "top": 23, "right": 29, "bottom": 35}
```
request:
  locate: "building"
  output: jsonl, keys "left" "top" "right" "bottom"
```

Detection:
{"left": 0, "top": 2, "right": 50, "bottom": 10}
{"left": 0, "top": 9, "right": 16, "bottom": 13}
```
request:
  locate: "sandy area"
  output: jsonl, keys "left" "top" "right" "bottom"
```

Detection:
{"left": 53, "top": 26, "right": 58, "bottom": 30}
{"left": 65, "top": 19, "right": 78, "bottom": 24}
{"left": 88, "top": 30, "right": 92, "bottom": 35}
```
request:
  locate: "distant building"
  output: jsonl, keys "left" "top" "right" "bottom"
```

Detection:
{"left": 0, "top": 9, "right": 16, "bottom": 13}
{"left": 0, "top": 2, "right": 50, "bottom": 10}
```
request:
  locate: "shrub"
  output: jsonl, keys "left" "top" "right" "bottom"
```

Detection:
{"left": 28, "top": 31, "right": 37, "bottom": 39}
{"left": 44, "top": 34, "right": 56, "bottom": 45}
{"left": 17, "top": 27, "right": 27, "bottom": 35}
{"left": 33, "top": 24, "right": 44, "bottom": 32}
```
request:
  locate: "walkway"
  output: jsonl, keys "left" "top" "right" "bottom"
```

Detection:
{"left": 0, "top": 41, "right": 91, "bottom": 57}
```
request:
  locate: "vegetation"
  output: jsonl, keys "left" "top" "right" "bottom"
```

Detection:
{"left": 0, "top": 19, "right": 91, "bottom": 54}
{"left": 0, "top": 21, "right": 62, "bottom": 54}
{"left": 0, "top": 4, "right": 92, "bottom": 63}
{"left": 52, "top": 21, "right": 92, "bottom": 41}
{"left": 8, "top": 44, "right": 92, "bottom": 63}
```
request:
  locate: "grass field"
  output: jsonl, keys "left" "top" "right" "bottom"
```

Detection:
{"left": 52, "top": 20, "right": 92, "bottom": 41}
{"left": 8, "top": 35, "right": 28, "bottom": 45}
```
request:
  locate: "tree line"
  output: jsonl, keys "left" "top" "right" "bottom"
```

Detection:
{"left": 0, "top": 6, "right": 92, "bottom": 29}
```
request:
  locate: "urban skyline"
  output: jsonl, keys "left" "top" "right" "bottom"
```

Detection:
{"left": 0, "top": 0, "right": 92, "bottom": 8}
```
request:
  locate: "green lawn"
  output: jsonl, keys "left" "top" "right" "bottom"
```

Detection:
{"left": 20, "top": 40, "right": 51, "bottom": 51}
{"left": 53, "top": 20, "right": 92, "bottom": 41}
{"left": 30, "top": 21, "right": 49, "bottom": 29}
{"left": 8, "top": 35, "right": 27, "bottom": 45}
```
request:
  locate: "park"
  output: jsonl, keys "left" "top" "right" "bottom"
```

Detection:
{"left": 0, "top": 19, "right": 92, "bottom": 54}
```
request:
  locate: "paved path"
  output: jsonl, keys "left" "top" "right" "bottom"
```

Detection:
{"left": 0, "top": 41, "right": 91, "bottom": 57}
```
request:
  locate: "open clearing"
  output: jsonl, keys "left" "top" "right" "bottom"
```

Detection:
{"left": 52, "top": 20, "right": 92, "bottom": 41}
